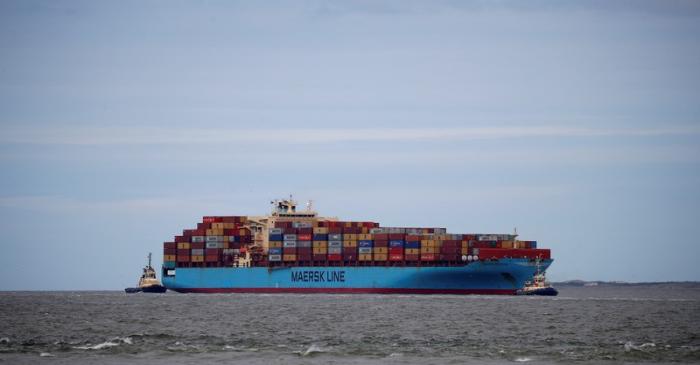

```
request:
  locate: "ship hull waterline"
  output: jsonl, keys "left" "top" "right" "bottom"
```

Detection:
{"left": 163, "top": 258, "right": 552, "bottom": 295}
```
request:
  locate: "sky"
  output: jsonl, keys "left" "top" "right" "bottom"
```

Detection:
{"left": 0, "top": 0, "right": 699, "bottom": 289}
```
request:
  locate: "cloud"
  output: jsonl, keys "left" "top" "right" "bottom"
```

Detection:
{"left": 2, "top": 125, "right": 698, "bottom": 145}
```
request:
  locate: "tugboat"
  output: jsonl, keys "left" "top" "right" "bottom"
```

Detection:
{"left": 517, "top": 258, "right": 558, "bottom": 296}
{"left": 125, "top": 253, "right": 167, "bottom": 293}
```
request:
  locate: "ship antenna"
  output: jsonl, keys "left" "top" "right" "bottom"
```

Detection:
{"left": 148, "top": 252, "right": 152, "bottom": 268}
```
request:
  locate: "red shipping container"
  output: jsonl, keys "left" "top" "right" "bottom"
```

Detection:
{"left": 163, "top": 242, "right": 176, "bottom": 250}
{"left": 328, "top": 227, "right": 343, "bottom": 234}
{"left": 373, "top": 233, "right": 388, "bottom": 240}
{"left": 191, "top": 242, "right": 205, "bottom": 249}
{"left": 389, "top": 247, "right": 404, "bottom": 254}
{"left": 174, "top": 236, "right": 188, "bottom": 243}
{"left": 297, "top": 234, "right": 312, "bottom": 241}
{"left": 373, "top": 240, "right": 388, "bottom": 247}
{"left": 406, "top": 235, "right": 421, "bottom": 241}
{"left": 440, "top": 247, "right": 459, "bottom": 254}
{"left": 283, "top": 247, "right": 297, "bottom": 255}
{"left": 177, "top": 249, "right": 190, "bottom": 256}
{"left": 205, "top": 248, "right": 219, "bottom": 256}
{"left": 420, "top": 253, "right": 436, "bottom": 261}
{"left": 176, "top": 255, "right": 191, "bottom": 262}
{"left": 297, "top": 247, "right": 312, "bottom": 255}
{"left": 328, "top": 254, "right": 342, "bottom": 261}
{"left": 298, "top": 228, "right": 313, "bottom": 234}
{"left": 405, "top": 254, "right": 420, "bottom": 261}
{"left": 389, "top": 254, "right": 404, "bottom": 261}
{"left": 222, "top": 217, "right": 237, "bottom": 223}
{"left": 283, "top": 227, "right": 298, "bottom": 234}
{"left": 197, "top": 222, "right": 210, "bottom": 230}
{"left": 183, "top": 229, "right": 196, "bottom": 236}
{"left": 439, "top": 254, "right": 459, "bottom": 261}
{"left": 389, "top": 233, "right": 405, "bottom": 240}
{"left": 475, "top": 248, "right": 509, "bottom": 259}
{"left": 313, "top": 254, "right": 327, "bottom": 261}
{"left": 275, "top": 221, "right": 292, "bottom": 229}
{"left": 163, "top": 248, "right": 177, "bottom": 255}
{"left": 343, "top": 253, "right": 357, "bottom": 261}
{"left": 203, "top": 216, "right": 223, "bottom": 223}
{"left": 205, "top": 255, "right": 219, "bottom": 262}
{"left": 297, "top": 254, "right": 312, "bottom": 261}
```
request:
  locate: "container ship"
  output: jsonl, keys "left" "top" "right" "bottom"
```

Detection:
{"left": 161, "top": 198, "right": 553, "bottom": 295}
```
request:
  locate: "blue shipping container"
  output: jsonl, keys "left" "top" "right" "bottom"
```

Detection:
{"left": 313, "top": 234, "right": 328, "bottom": 241}
{"left": 359, "top": 240, "right": 373, "bottom": 247}
{"left": 389, "top": 240, "right": 405, "bottom": 248}
{"left": 269, "top": 248, "right": 282, "bottom": 255}
{"left": 163, "top": 261, "right": 176, "bottom": 269}
{"left": 405, "top": 242, "right": 421, "bottom": 249}
{"left": 269, "top": 234, "right": 283, "bottom": 241}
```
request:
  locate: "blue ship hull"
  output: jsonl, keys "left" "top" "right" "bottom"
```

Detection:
{"left": 163, "top": 259, "right": 552, "bottom": 295}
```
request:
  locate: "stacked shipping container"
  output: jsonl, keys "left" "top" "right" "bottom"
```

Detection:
{"left": 163, "top": 217, "right": 549, "bottom": 269}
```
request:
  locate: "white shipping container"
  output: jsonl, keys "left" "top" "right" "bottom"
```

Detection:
{"left": 268, "top": 228, "right": 283, "bottom": 234}
{"left": 283, "top": 241, "right": 297, "bottom": 248}
{"left": 328, "top": 241, "right": 342, "bottom": 247}
{"left": 328, "top": 247, "right": 342, "bottom": 254}
{"left": 192, "top": 236, "right": 205, "bottom": 242}
{"left": 283, "top": 234, "right": 297, "bottom": 240}
{"left": 358, "top": 247, "right": 372, "bottom": 254}
{"left": 328, "top": 234, "right": 342, "bottom": 240}
{"left": 269, "top": 254, "right": 282, "bottom": 261}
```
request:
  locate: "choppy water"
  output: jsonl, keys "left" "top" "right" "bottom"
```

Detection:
{"left": 1, "top": 283, "right": 699, "bottom": 364}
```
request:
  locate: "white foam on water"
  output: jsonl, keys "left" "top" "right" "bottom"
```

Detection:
{"left": 624, "top": 341, "right": 656, "bottom": 352}
{"left": 74, "top": 341, "right": 120, "bottom": 350}
{"left": 72, "top": 336, "right": 132, "bottom": 351}
{"left": 39, "top": 352, "right": 55, "bottom": 357}
{"left": 0, "top": 337, "right": 10, "bottom": 344}
{"left": 514, "top": 357, "right": 532, "bottom": 362}
{"left": 296, "top": 344, "right": 325, "bottom": 357}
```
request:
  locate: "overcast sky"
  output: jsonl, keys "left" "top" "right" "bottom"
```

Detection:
{"left": 1, "top": 0, "right": 699, "bottom": 289}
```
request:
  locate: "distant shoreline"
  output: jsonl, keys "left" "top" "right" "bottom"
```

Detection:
{"left": 1, "top": 281, "right": 699, "bottom": 291}
{"left": 552, "top": 280, "right": 700, "bottom": 287}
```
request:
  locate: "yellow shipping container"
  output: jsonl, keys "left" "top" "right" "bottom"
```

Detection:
{"left": 357, "top": 233, "right": 371, "bottom": 240}
{"left": 501, "top": 241, "right": 514, "bottom": 249}
{"left": 269, "top": 241, "right": 283, "bottom": 248}
{"left": 313, "top": 227, "right": 329, "bottom": 234}
{"left": 164, "top": 255, "right": 176, "bottom": 261}
{"left": 405, "top": 248, "right": 420, "bottom": 254}
{"left": 313, "top": 241, "right": 328, "bottom": 248}
{"left": 223, "top": 222, "right": 236, "bottom": 229}
{"left": 343, "top": 234, "right": 357, "bottom": 240}
{"left": 345, "top": 222, "right": 352, "bottom": 228}
{"left": 192, "top": 255, "right": 204, "bottom": 262}
{"left": 211, "top": 222, "right": 224, "bottom": 229}
{"left": 343, "top": 240, "right": 357, "bottom": 248}
{"left": 177, "top": 242, "right": 191, "bottom": 249}
{"left": 361, "top": 227, "right": 369, "bottom": 234}
{"left": 374, "top": 254, "right": 388, "bottom": 261}
{"left": 313, "top": 247, "right": 328, "bottom": 254}
{"left": 283, "top": 254, "right": 297, "bottom": 262}
{"left": 359, "top": 254, "right": 373, "bottom": 261}
{"left": 421, "top": 247, "right": 435, "bottom": 254}
{"left": 374, "top": 247, "right": 388, "bottom": 254}
{"left": 239, "top": 229, "right": 247, "bottom": 236}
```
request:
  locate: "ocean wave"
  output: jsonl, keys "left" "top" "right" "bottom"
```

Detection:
{"left": 514, "top": 357, "right": 532, "bottom": 362}
{"left": 294, "top": 344, "right": 326, "bottom": 357}
{"left": 624, "top": 341, "right": 656, "bottom": 352}
{"left": 39, "top": 352, "right": 55, "bottom": 357}
{"left": 73, "top": 336, "right": 132, "bottom": 350}
{"left": 0, "top": 337, "right": 10, "bottom": 345}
